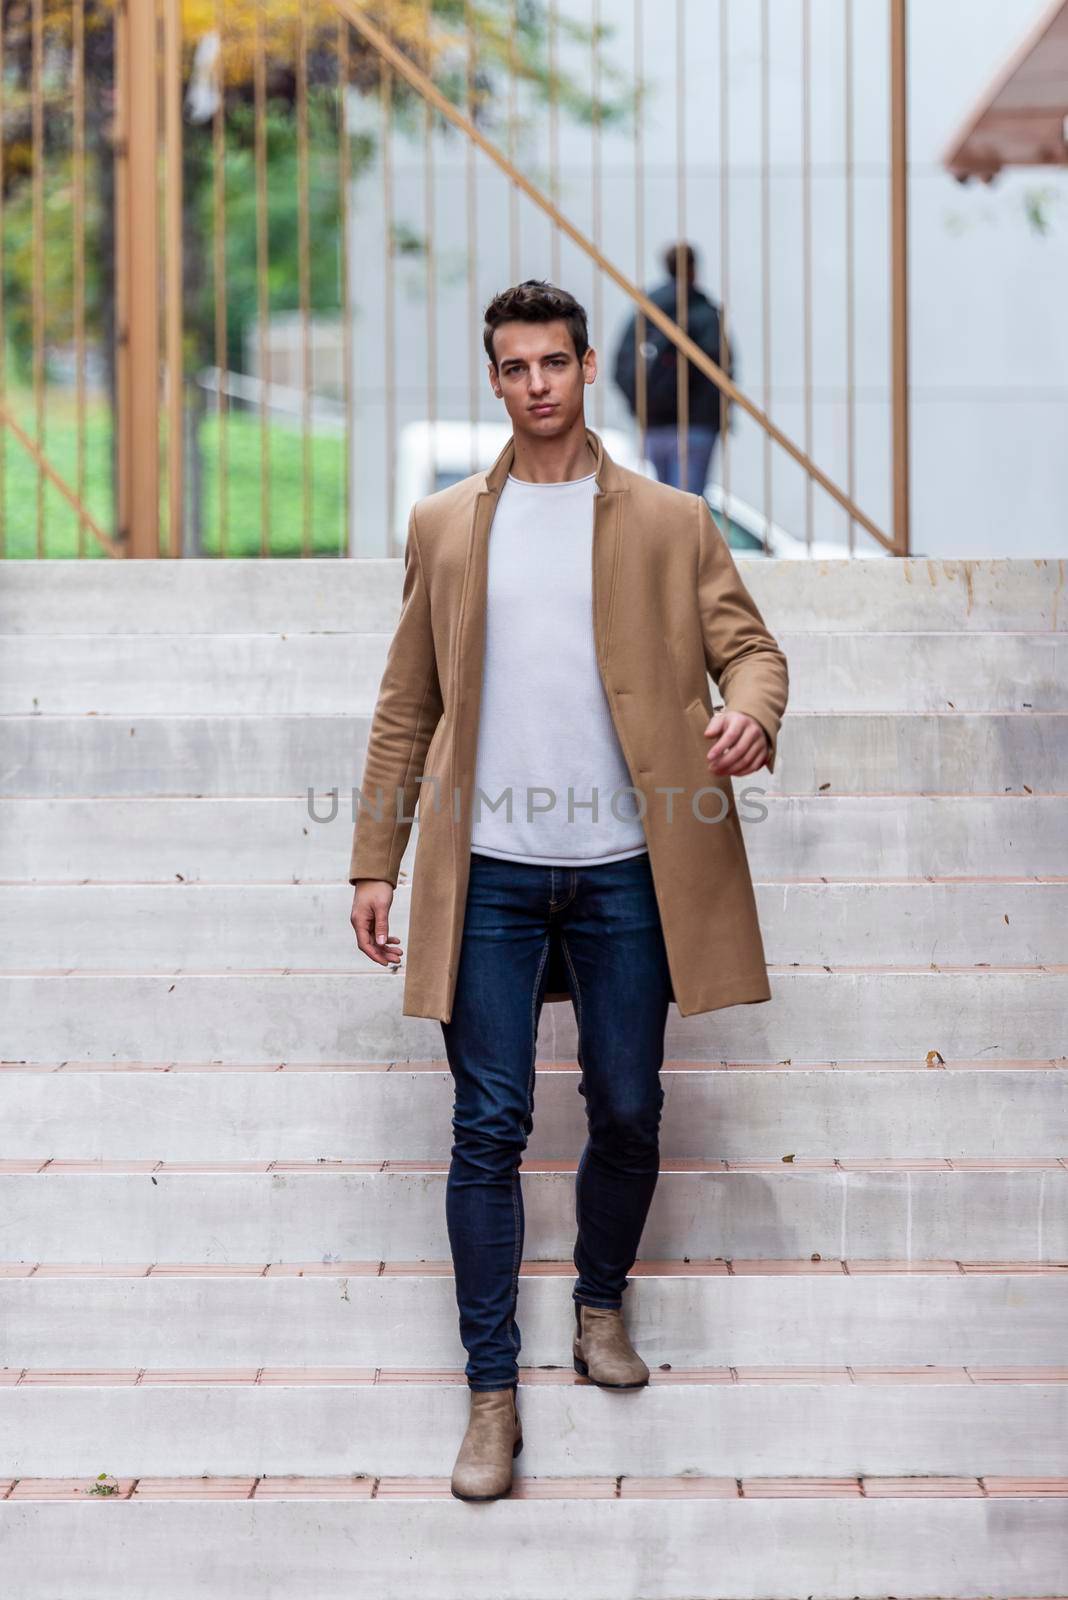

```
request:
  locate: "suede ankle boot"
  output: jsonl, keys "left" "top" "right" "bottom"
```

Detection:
{"left": 450, "top": 1385, "right": 523, "bottom": 1502}
{"left": 573, "top": 1301, "right": 649, "bottom": 1389}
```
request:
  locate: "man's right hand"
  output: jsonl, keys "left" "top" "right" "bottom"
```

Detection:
{"left": 351, "top": 880, "right": 403, "bottom": 969}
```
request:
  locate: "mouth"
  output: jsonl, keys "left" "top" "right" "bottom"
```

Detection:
{"left": 529, "top": 404, "right": 556, "bottom": 416}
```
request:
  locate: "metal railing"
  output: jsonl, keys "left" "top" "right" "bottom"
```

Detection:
{"left": 0, "top": 0, "right": 910, "bottom": 559}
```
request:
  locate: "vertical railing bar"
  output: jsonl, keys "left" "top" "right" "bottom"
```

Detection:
{"left": 718, "top": 0, "right": 731, "bottom": 532}
{"left": 508, "top": 0, "right": 519, "bottom": 282}
{"left": 297, "top": 4, "right": 313, "bottom": 558}
{"left": 844, "top": 0, "right": 856, "bottom": 555}
{"left": 163, "top": 0, "right": 184, "bottom": 558}
{"left": 802, "top": 0, "right": 813, "bottom": 551}
{"left": 382, "top": 52, "right": 397, "bottom": 548}
{"left": 465, "top": 0, "right": 478, "bottom": 475}
{"left": 0, "top": 10, "right": 5, "bottom": 555}
{"left": 338, "top": 14, "right": 353, "bottom": 557}
{"left": 213, "top": 0, "right": 230, "bottom": 557}
{"left": 73, "top": 0, "right": 87, "bottom": 557}
{"left": 591, "top": 0, "right": 603, "bottom": 429}
{"left": 253, "top": 0, "right": 270, "bottom": 556}
{"left": 675, "top": 0, "right": 688, "bottom": 491}
{"left": 549, "top": 0, "right": 560, "bottom": 285}
{"left": 889, "top": 0, "right": 910, "bottom": 556}
{"left": 634, "top": 0, "right": 646, "bottom": 444}
{"left": 114, "top": 0, "right": 129, "bottom": 548}
{"left": 32, "top": 0, "right": 45, "bottom": 555}
{"left": 121, "top": 0, "right": 161, "bottom": 556}
{"left": 760, "top": 0, "right": 772, "bottom": 554}
{"left": 422, "top": 0, "right": 437, "bottom": 514}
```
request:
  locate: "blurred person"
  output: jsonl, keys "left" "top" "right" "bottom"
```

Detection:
{"left": 613, "top": 242, "right": 734, "bottom": 494}
{"left": 349, "top": 279, "right": 786, "bottom": 1503}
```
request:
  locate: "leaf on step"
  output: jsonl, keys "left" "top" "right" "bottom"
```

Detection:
{"left": 925, "top": 1050, "right": 945, "bottom": 1068}
{"left": 818, "top": 782, "right": 831, "bottom": 792}
{"left": 782, "top": 1153, "right": 795, "bottom": 1164}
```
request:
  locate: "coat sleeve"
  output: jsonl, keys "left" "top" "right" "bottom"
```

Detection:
{"left": 695, "top": 493, "right": 789, "bottom": 774}
{"left": 348, "top": 504, "right": 444, "bottom": 887}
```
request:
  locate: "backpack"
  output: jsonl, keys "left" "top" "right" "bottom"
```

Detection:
{"left": 614, "top": 298, "right": 724, "bottom": 427}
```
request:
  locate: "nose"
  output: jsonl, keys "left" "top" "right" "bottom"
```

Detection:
{"left": 528, "top": 365, "right": 549, "bottom": 395}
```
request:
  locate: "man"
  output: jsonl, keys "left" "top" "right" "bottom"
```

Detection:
{"left": 349, "top": 279, "right": 787, "bottom": 1503}
{"left": 613, "top": 241, "right": 733, "bottom": 494}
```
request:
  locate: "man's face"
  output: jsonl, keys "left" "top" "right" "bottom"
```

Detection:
{"left": 488, "top": 318, "right": 597, "bottom": 437}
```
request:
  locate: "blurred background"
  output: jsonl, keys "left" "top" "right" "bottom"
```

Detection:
{"left": 0, "top": 0, "right": 1065, "bottom": 562}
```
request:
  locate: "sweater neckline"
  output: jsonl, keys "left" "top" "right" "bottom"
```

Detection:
{"left": 506, "top": 471, "right": 597, "bottom": 487}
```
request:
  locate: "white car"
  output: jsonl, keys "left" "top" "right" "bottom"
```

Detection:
{"left": 704, "top": 482, "right": 888, "bottom": 560}
{"left": 395, "top": 420, "right": 886, "bottom": 558}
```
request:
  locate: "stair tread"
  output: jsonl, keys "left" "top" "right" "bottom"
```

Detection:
{"left": 4, "top": 1258, "right": 1066, "bottom": 1278}
{"left": 4, "top": 1057, "right": 1063, "bottom": 1072}
{"left": 4, "top": 1157, "right": 1064, "bottom": 1174}
{"left": 4, "top": 1473, "right": 1067, "bottom": 1501}
{"left": 6, "top": 962, "right": 1067, "bottom": 975}
{"left": 6, "top": 1365, "right": 1068, "bottom": 1386}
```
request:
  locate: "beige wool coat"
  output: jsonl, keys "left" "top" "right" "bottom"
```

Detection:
{"left": 349, "top": 426, "right": 789, "bottom": 1023}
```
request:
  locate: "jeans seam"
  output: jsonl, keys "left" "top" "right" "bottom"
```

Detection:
{"left": 549, "top": 867, "right": 577, "bottom": 913}
{"left": 559, "top": 929, "right": 589, "bottom": 1295}
{"left": 559, "top": 930, "right": 583, "bottom": 1039}
{"left": 509, "top": 932, "right": 551, "bottom": 1351}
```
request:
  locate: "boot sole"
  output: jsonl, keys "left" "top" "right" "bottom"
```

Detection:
{"left": 573, "top": 1354, "right": 649, "bottom": 1389}
{"left": 450, "top": 1434, "right": 524, "bottom": 1502}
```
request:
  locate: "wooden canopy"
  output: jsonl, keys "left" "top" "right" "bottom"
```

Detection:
{"left": 944, "top": 0, "right": 1068, "bottom": 181}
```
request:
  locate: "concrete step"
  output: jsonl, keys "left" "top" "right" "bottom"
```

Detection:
{"left": 3, "top": 1163, "right": 1064, "bottom": 1263}
{"left": 4, "top": 631, "right": 1064, "bottom": 714}
{"left": 4, "top": 1063, "right": 1064, "bottom": 1163}
{"left": 3, "top": 555, "right": 1064, "bottom": 635}
{"left": 3, "top": 794, "right": 1062, "bottom": 882}
{"left": 3, "top": 969, "right": 1066, "bottom": 1063}
{"left": 4, "top": 1263, "right": 1064, "bottom": 1369}
{"left": 4, "top": 1370, "right": 1066, "bottom": 1479}
{"left": 4, "top": 880, "right": 1063, "bottom": 970}
{"left": 1, "top": 1477, "right": 1066, "bottom": 1599}
{"left": 3, "top": 711, "right": 1065, "bottom": 796}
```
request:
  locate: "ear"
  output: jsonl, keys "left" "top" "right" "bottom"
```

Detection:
{"left": 487, "top": 360, "right": 502, "bottom": 398}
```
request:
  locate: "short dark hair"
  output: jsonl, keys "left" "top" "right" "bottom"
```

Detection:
{"left": 664, "top": 242, "right": 697, "bottom": 279}
{"left": 483, "top": 279, "right": 589, "bottom": 366}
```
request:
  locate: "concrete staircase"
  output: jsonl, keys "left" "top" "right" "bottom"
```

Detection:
{"left": 0, "top": 556, "right": 1065, "bottom": 1599}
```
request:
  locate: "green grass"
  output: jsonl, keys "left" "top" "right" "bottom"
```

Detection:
{"left": 0, "top": 389, "right": 348, "bottom": 559}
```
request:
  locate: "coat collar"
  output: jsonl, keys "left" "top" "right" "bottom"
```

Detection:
{"left": 480, "top": 424, "right": 629, "bottom": 497}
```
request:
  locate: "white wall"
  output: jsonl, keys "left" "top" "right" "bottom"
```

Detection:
{"left": 347, "top": 0, "right": 1068, "bottom": 557}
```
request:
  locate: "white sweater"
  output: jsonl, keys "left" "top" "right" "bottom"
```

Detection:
{"left": 468, "top": 471, "right": 649, "bottom": 866}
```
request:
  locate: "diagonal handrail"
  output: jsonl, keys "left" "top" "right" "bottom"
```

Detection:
{"left": 0, "top": 404, "right": 120, "bottom": 558}
{"left": 332, "top": 0, "right": 895, "bottom": 554}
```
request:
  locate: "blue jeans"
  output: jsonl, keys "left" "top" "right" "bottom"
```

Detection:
{"left": 644, "top": 423, "right": 718, "bottom": 494}
{"left": 440, "top": 849, "right": 674, "bottom": 1390}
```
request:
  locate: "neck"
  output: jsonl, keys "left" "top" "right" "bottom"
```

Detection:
{"left": 508, "top": 415, "right": 597, "bottom": 484}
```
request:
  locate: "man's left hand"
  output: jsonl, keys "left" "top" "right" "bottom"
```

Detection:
{"left": 702, "top": 709, "right": 769, "bottom": 777}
